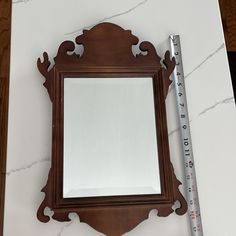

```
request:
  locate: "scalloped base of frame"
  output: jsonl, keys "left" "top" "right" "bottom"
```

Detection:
{"left": 37, "top": 165, "right": 187, "bottom": 236}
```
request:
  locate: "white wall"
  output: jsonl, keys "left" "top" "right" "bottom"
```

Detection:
{"left": 5, "top": 0, "right": 236, "bottom": 235}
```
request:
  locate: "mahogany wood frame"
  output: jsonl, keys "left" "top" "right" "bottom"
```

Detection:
{"left": 55, "top": 68, "right": 176, "bottom": 207}
{"left": 0, "top": 0, "right": 12, "bottom": 235}
{"left": 37, "top": 22, "right": 187, "bottom": 236}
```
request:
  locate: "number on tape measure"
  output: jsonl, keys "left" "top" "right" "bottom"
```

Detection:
{"left": 169, "top": 35, "right": 203, "bottom": 236}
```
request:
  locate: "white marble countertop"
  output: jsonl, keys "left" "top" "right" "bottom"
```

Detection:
{"left": 5, "top": 0, "right": 236, "bottom": 235}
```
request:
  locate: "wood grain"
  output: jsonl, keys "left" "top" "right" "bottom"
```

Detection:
{"left": 0, "top": 0, "right": 12, "bottom": 234}
{"left": 37, "top": 22, "right": 187, "bottom": 236}
{"left": 219, "top": 0, "right": 236, "bottom": 51}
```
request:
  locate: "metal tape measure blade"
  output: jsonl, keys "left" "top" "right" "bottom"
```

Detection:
{"left": 169, "top": 35, "right": 203, "bottom": 236}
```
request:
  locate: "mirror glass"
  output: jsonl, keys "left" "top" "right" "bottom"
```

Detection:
{"left": 63, "top": 77, "right": 161, "bottom": 198}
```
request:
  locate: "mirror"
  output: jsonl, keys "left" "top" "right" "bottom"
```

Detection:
{"left": 63, "top": 77, "right": 161, "bottom": 198}
{"left": 36, "top": 22, "right": 187, "bottom": 236}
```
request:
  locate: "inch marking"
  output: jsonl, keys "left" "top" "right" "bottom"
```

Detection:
{"left": 170, "top": 35, "right": 204, "bottom": 236}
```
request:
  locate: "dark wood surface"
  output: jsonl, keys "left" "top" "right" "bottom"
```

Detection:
{"left": 219, "top": 0, "right": 236, "bottom": 101}
{"left": 219, "top": 0, "right": 236, "bottom": 51}
{"left": 0, "top": 0, "right": 12, "bottom": 234}
{"left": 227, "top": 51, "right": 236, "bottom": 100}
{"left": 37, "top": 22, "right": 187, "bottom": 236}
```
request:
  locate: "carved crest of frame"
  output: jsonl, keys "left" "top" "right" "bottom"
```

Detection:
{"left": 36, "top": 22, "right": 187, "bottom": 236}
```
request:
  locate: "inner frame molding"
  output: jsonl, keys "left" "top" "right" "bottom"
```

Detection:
{"left": 63, "top": 77, "right": 161, "bottom": 198}
{"left": 36, "top": 22, "right": 187, "bottom": 236}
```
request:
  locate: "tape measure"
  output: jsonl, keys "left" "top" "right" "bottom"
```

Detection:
{"left": 169, "top": 35, "right": 203, "bottom": 236}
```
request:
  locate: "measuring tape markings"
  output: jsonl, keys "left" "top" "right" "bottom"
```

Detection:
{"left": 169, "top": 35, "right": 203, "bottom": 236}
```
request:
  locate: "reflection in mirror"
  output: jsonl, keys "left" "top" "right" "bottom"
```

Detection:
{"left": 63, "top": 77, "right": 161, "bottom": 198}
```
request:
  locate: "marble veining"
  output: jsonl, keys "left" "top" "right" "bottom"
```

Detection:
{"left": 184, "top": 43, "right": 225, "bottom": 79}
{"left": 168, "top": 96, "right": 234, "bottom": 137}
{"left": 168, "top": 120, "right": 192, "bottom": 137}
{"left": 198, "top": 96, "right": 234, "bottom": 116}
{"left": 65, "top": 0, "right": 148, "bottom": 35}
{"left": 58, "top": 219, "right": 75, "bottom": 236}
{"left": 6, "top": 157, "right": 50, "bottom": 176}
{"left": 12, "top": 0, "right": 31, "bottom": 4}
{"left": 169, "top": 43, "right": 225, "bottom": 92}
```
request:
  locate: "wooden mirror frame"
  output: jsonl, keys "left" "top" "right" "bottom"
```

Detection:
{"left": 37, "top": 22, "right": 187, "bottom": 236}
